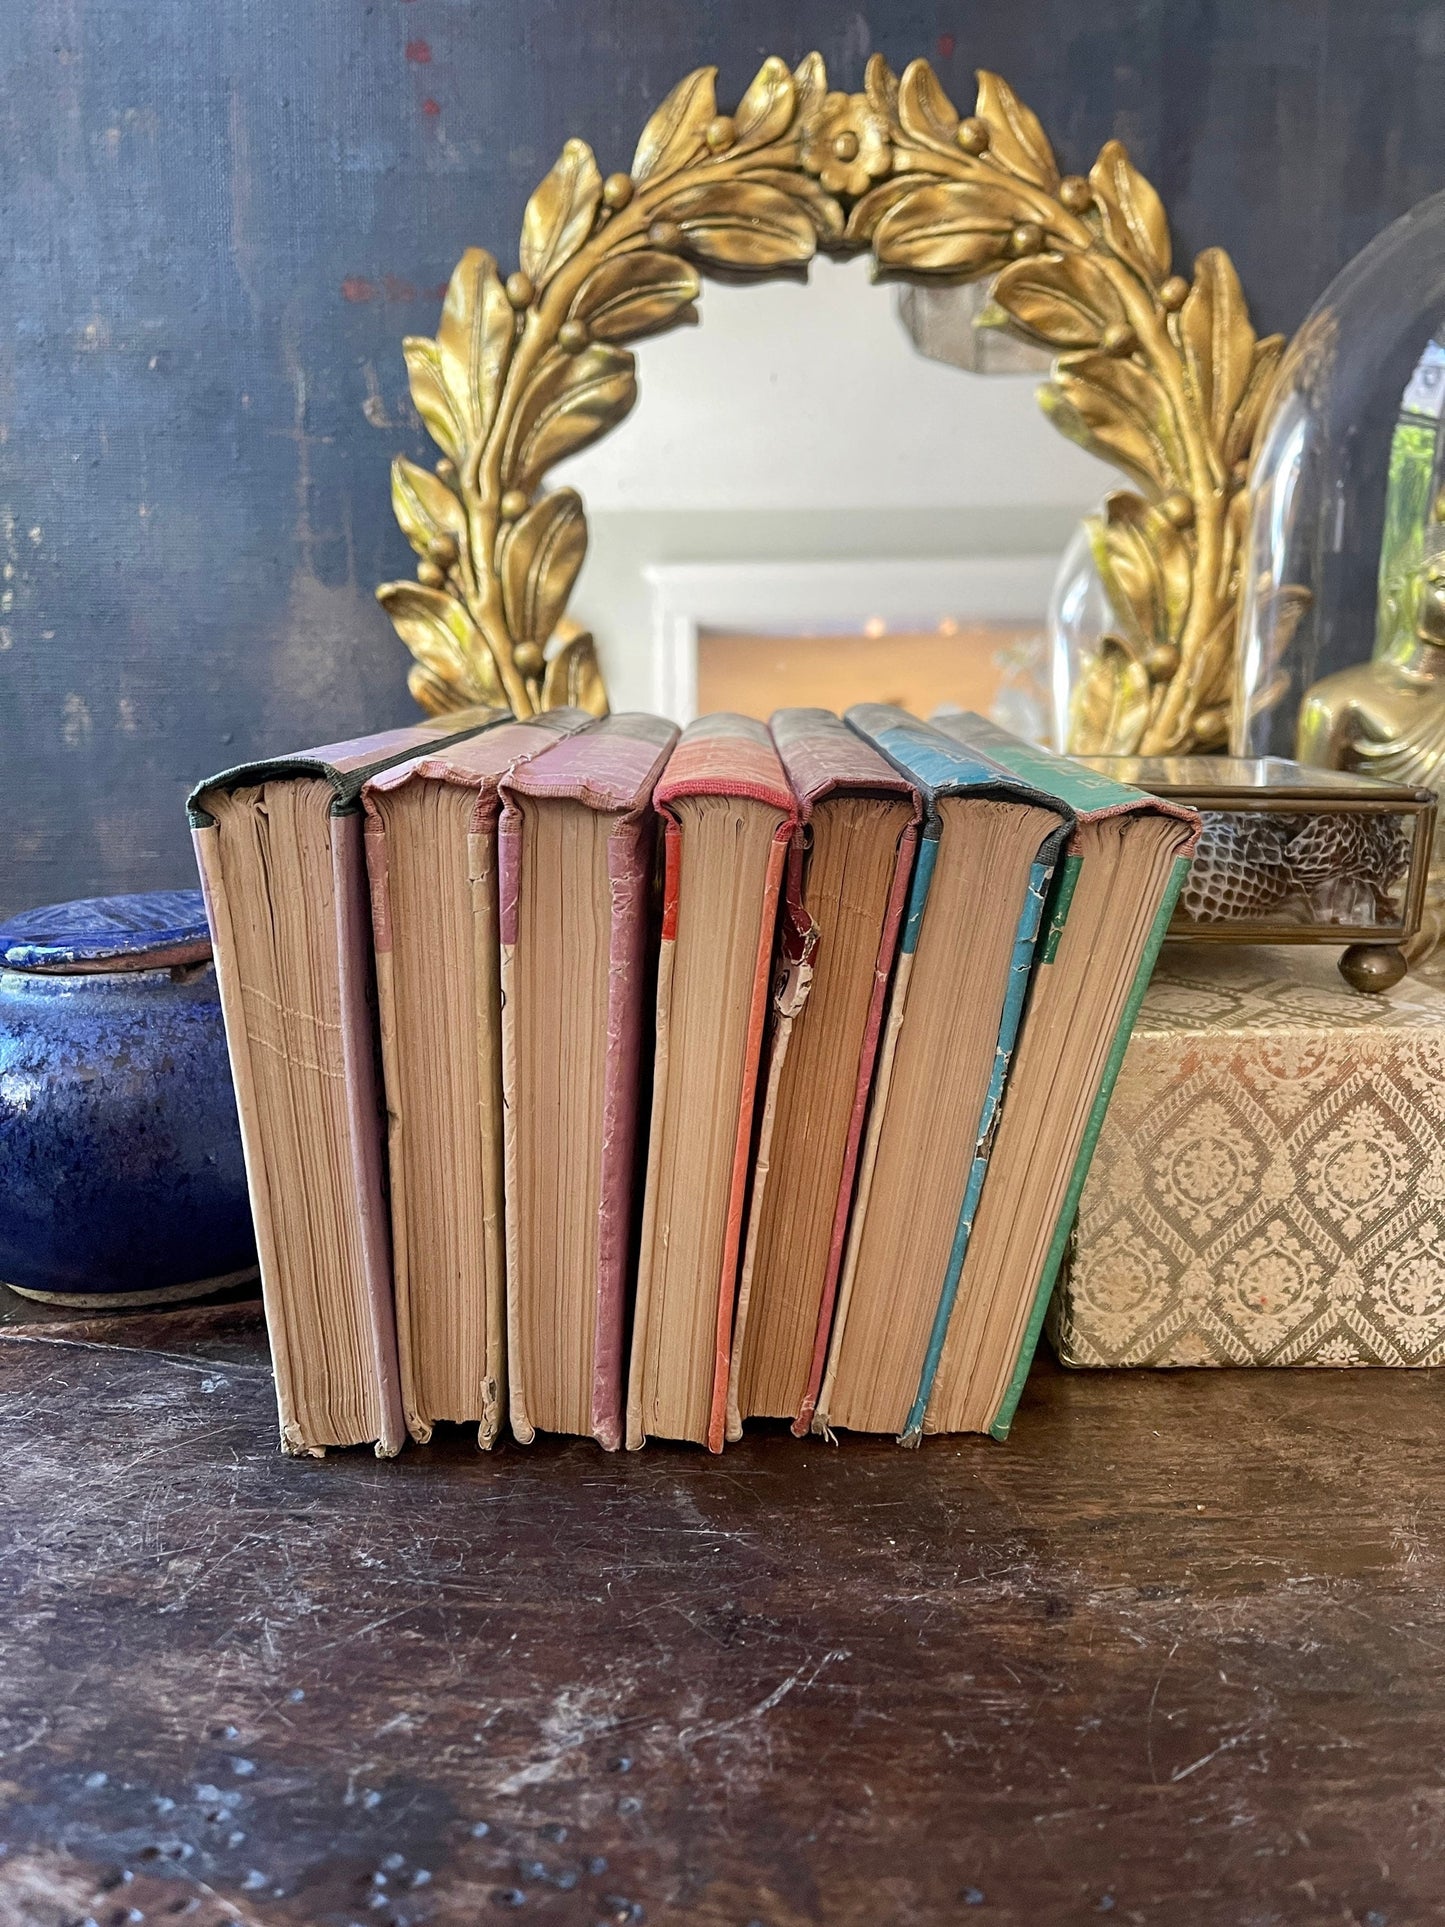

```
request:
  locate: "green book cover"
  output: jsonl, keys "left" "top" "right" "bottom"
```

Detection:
{"left": 987, "top": 853, "right": 1193, "bottom": 1439}
{"left": 927, "top": 713, "right": 1198, "bottom": 1441}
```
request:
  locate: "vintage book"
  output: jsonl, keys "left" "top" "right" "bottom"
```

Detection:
{"left": 726, "top": 708, "right": 921, "bottom": 1439}
{"left": 1051, "top": 944, "right": 1445, "bottom": 1369}
{"left": 498, "top": 713, "right": 679, "bottom": 1449}
{"left": 360, "top": 709, "right": 589, "bottom": 1448}
{"left": 188, "top": 708, "right": 503, "bottom": 1456}
{"left": 814, "top": 707, "right": 1071, "bottom": 1440}
{"left": 626, "top": 714, "right": 797, "bottom": 1452}
{"left": 920, "top": 715, "right": 1199, "bottom": 1440}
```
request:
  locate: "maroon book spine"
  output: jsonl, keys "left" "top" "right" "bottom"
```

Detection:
{"left": 498, "top": 713, "right": 678, "bottom": 1448}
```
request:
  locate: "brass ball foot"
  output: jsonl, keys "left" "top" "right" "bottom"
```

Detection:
{"left": 1339, "top": 943, "right": 1408, "bottom": 994}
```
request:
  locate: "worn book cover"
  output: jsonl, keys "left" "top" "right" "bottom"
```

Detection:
{"left": 188, "top": 708, "right": 504, "bottom": 1456}
{"left": 726, "top": 707, "right": 922, "bottom": 1441}
{"left": 498, "top": 712, "right": 679, "bottom": 1450}
{"left": 814, "top": 706, "right": 1072, "bottom": 1441}
{"left": 921, "top": 714, "right": 1199, "bottom": 1440}
{"left": 627, "top": 715, "right": 797, "bottom": 1452}
{"left": 361, "top": 709, "right": 589, "bottom": 1448}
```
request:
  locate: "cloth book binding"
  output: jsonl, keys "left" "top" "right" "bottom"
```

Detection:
{"left": 498, "top": 712, "right": 679, "bottom": 1449}
{"left": 814, "top": 706, "right": 1072, "bottom": 1440}
{"left": 921, "top": 713, "right": 1200, "bottom": 1438}
{"left": 726, "top": 707, "right": 923, "bottom": 1440}
{"left": 626, "top": 714, "right": 798, "bottom": 1453}
{"left": 189, "top": 708, "right": 504, "bottom": 1456}
{"left": 360, "top": 708, "right": 591, "bottom": 1447}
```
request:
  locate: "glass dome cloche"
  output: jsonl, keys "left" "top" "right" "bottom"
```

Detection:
{"left": 1236, "top": 187, "right": 1445, "bottom": 769}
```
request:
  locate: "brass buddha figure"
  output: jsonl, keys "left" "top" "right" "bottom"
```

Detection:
{"left": 1297, "top": 559, "right": 1445, "bottom": 965}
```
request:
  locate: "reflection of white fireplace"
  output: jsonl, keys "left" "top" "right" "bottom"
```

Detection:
{"left": 550, "top": 255, "right": 1121, "bottom": 720}
{"left": 642, "top": 555, "right": 1059, "bottom": 734}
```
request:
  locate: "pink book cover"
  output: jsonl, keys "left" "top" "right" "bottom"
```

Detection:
{"left": 628, "top": 715, "right": 798, "bottom": 1454}
{"left": 724, "top": 709, "right": 923, "bottom": 1440}
{"left": 497, "top": 712, "right": 679, "bottom": 1449}
{"left": 187, "top": 706, "right": 504, "bottom": 1457}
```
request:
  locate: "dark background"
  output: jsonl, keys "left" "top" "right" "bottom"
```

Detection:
{"left": 4, "top": 0, "right": 1445, "bottom": 917}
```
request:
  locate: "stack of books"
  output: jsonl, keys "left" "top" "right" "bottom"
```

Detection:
{"left": 188, "top": 706, "right": 1197, "bottom": 1456}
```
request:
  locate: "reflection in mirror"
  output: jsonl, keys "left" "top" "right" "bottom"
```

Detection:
{"left": 552, "top": 254, "right": 1121, "bottom": 733}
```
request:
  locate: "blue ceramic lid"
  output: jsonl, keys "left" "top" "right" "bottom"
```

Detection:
{"left": 0, "top": 890, "right": 212, "bottom": 972}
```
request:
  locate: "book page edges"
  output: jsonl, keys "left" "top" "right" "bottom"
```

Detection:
{"left": 625, "top": 821, "right": 682, "bottom": 1450}
{"left": 705, "top": 824, "right": 792, "bottom": 1453}
{"left": 791, "top": 814, "right": 920, "bottom": 1436}
{"left": 984, "top": 851, "right": 1194, "bottom": 1441}
{"left": 361, "top": 809, "right": 423, "bottom": 1441}
{"left": 811, "top": 833, "right": 938, "bottom": 1435}
{"left": 330, "top": 811, "right": 406, "bottom": 1458}
{"left": 899, "top": 841, "right": 1062, "bottom": 1444}
{"left": 592, "top": 814, "right": 655, "bottom": 1450}
{"left": 727, "top": 832, "right": 820, "bottom": 1441}
{"left": 192, "top": 824, "right": 315, "bottom": 1456}
{"left": 471, "top": 827, "right": 506, "bottom": 1450}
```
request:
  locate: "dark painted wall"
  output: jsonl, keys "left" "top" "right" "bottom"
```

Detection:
{"left": 3, "top": 0, "right": 1444, "bottom": 916}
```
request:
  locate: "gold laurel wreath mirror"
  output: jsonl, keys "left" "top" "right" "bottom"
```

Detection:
{"left": 376, "top": 53, "right": 1283, "bottom": 756}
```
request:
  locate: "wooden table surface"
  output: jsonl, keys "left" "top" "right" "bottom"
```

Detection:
{"left": 1, "top": 1292, "right": 1441, "bottom": 1927}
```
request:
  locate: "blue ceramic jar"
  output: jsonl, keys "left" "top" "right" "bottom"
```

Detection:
{"left": 0, "top": 890, "right": 256, "bottom": 1306}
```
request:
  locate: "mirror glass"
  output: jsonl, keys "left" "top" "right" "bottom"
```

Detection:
{"left": 553, "top": 253, "right": 1122, "bottom": 733}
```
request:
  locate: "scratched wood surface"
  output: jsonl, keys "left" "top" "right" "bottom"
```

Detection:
{"left": 1, "top": 1302, "right": 1442, "bottom": 1926}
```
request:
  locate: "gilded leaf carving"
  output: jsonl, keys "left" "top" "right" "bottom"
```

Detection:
{"left": 1088, "top": 140, "right": 1171, "bottom": 285}
{"left": 390, "top": 456, "right": 467, "bottom": 557}
{"left": 503, "top": 344, "right": 639, "bottom": 495}
{"left": 631, "top": 68, "right": 717, "bottom": 183}
{"left": 500, "top": 490, "right": 588, "bottom": 647}
{"left": 870, "top": 181, "right": 1018, "bottom": 275}
{"left": 542, "top": 626, "right": 608, "bottom": 712}
{"left": 988, "top": 252, "right": 1124, "bottom": 350}
{"left": 433, "top": 249, "right": 515, "bottom": 449}
{"left": 733, "top": 55, "right": 797, "bottom": 151}
{"left": 896, "top": 61, "right": 960, "bottom": 153}
{"left": 1046, "top": 352, "right": 1186, "bottom": 495}
{"left": 377, "top": 51, "right": 1277, "bottom": 749}
{"left": 377, "top": 581, "right": 499, "bottom": 707}
{"left": 1068, "top": 638, "right": 1153, "bottom": 756}
{"left": 1226, "top": 334, "right": 1287, "bottom": 470}
{"left": 571, "top": 251, "right": 701, "bottom": 342}
{"left": 973, "top": 72, "right": 1059, "bottom": 191}
{"left": 521, "top": 140, "right": 604, "bottom": 289}
{"left": 1176, "top": 248, "right": 1255, "bottom": 456}
{"left": 1090, "top": 491, "right": 1192, "bottom": 654}
{"left": 661, "top": 180, "right": 820, "bottom": 271}
{"left": 401, "top": 337, "right": 466, "bottom": 465}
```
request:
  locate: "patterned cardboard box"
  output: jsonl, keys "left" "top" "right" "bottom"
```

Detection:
{"left": 1051, "top": 944, "right": 1445, "bottom": 1367}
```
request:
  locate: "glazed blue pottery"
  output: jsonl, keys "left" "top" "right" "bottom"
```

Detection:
{"left": 0, "top": 889, "right": 257, "bottom": 1306}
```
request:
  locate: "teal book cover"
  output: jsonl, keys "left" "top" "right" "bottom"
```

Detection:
{"left": 844, "top": 705, "right": 1074, "bottom": 1441}
{"left": 926, "top": 712, "right": 1200, "bottom": 1440}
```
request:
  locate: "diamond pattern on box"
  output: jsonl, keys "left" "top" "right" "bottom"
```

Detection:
{"left": 1050, "top": 944, "right": 1445, "bottom": 1368}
